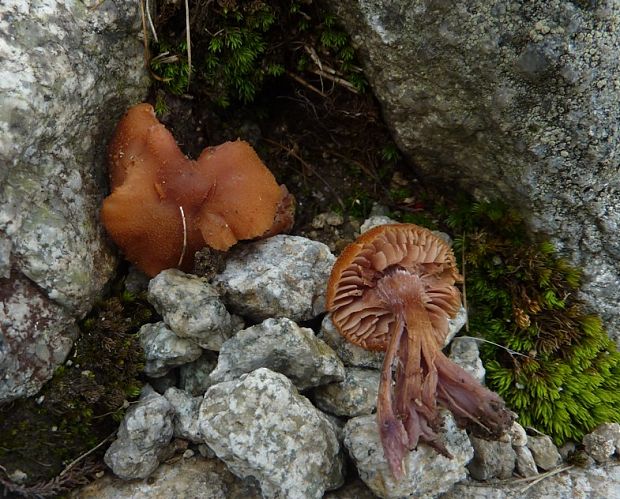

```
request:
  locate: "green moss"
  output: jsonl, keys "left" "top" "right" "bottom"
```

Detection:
{"left": 445, "top": 198, "right": 620, "bottom": 444}
{"left": 150, "top": 40, "right": 191, "bottom": 96}
{"left": 152, "top": 0, "right": 365, "bottom": 107}
{"left": 0, "top": 290, "right": 151, "bottom": 485}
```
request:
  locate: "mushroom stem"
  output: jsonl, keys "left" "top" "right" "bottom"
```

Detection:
{"left": 397, "top": 295, "right": 451, "bottom": 457}
{"left": 435, "top": 351, "right": 514, "bottom": 438}
{"left": 377, "top": 314, "right": 408, "bottom": 479}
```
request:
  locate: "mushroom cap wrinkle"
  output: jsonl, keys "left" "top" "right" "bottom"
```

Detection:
{"left": 327, "top": 223, "right": 513, "bottom": 478}
{"left": 101, "top": 103, "right": 292, "bottom": 276}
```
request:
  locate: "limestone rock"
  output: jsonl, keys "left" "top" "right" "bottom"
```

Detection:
{"left": 199, "top": 368, "right": 343, "bottom": 499}
{"left": 509, "top": 422, "right": 529, "bottom": 447}
{"left": 0, "top": 275, "right": 78, "bottom": 402}
{"left": 313, "top": 367, "right": 380, "bottom": 417}
{"left": 214, "top": 235, "right": 335, "bottom": 322}
{"left": 583, "top": 422, "right": 620, "bottom": 463}
{"left": 0, "top": 0, "right": 148, "bottom": 402}
{"left": 331, "top": 1, "right": 620, "bottom": 342}
{"left": 449, "top": 337, "right": 486, "bottom": 383}
{"left": 209, "top": 317, "right": 345, "bottom": 390}
{"left": 104, "top": 389, "right": 174, "bottom": 480}
{"left": 0, "top": 0, "right": 148, "bottom": 316}
{"left": 344, "top": 412, "right": 473, "bottom": 498}
{"left": 527, "top": 434, "right": 561, "bottom": 471}
{"left": 443, "top": 463, "right": 620, "bottom": 498}
{"left": 75, "top": 456, "right": 262, "bottom": 499}
{"left": 139, "top": 322, "right": 202, "bottom": 378}
{"left": 467, "top": 436, "right": 516, "bottom": 480}
{"left": 148, "top": 269, "right": 235, "bottom": 350}
{"left": 514, "top": 446, "right": 539, "bottom": 478}
{"left": 179, "top": 351, "right": 219, "bottom": 396}
{"left": 319, "top": 315, "right": 384, "bottom": 369}
{"left": 164, "top": 387, "right": 203, "bottom": 443}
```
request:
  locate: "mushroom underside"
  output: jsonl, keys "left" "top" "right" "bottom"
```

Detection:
{"left": 326, "top": 224, "right": 513, "bottom": 478}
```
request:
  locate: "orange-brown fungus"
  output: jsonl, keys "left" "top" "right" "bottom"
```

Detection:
{"left": 327, "top": 224, "right": 513, "bottom": 478}
{"left": 101, "top": 103, "right": 293, "bottom": 276}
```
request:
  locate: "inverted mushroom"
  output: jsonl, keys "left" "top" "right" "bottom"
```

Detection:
{"left": 101, "top": 103, "right": 294, "bottom": 276}
{"left": 327, "top": 223, "right": 513, "bottom": 478}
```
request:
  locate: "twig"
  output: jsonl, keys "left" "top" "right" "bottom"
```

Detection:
{"left": 520, "top": 464, "right": 573, "bottom": 492}
{"left": 139, "top": 0, "right": 150, "bottom": 68}
{"left": 60, "top": 431, "right": 116, "bottom": 477}
{"left": 310, "top": 68, "right": 360, "bottom": 94}
{"left": 286, "top": 71, "right": 327, "bottom": 98}
{"left": 177, "top": 206, "right": 188, "bottom": 267}
{"left": 263, "top": 138, "right": 345, "bottom": 212}
{"left": 145, "top": 0, "right": 158, "bottom": 43}
{"left": 184, "top": 0, "right": 192, "bottom": 90}
{"left": 458, "top": 336, "right": 532, "bottom": 358}
{"left": 304, "top": 45, "right": 325, "bottom": 72}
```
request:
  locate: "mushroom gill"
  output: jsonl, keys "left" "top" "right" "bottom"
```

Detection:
{"left": 327, "top": 223, "right": 514, "bottom": 478}
{"left": 101, "top": 103, "right": 294, "bottom": 276}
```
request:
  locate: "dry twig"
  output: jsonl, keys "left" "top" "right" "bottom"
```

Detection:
{"left": 286, "top": 71, "right": 327, "bottom": 98}
{"left": 184, "top": 0, "right": 192, "bottom": 90}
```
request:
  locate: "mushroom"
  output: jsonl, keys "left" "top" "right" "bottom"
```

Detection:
{"left": 327, "top": 224, "right": 513, "bottom": 477}
{"left": 101, "top": 103, "right": 294, "bottom": 276}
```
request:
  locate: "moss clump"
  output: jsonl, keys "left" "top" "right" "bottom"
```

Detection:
{"left": 445, "top": 198, "right": 620, "bottom": 444}
{"left": 151, "top": 0, "right": 365, "bottom": 107}
{"left": 0, "top": 291, "right": 150, "bottom": 486}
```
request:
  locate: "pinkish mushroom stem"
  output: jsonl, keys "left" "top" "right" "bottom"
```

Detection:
{"left": 376, "top": 271, "right": 452, "bottom": 476}
{"left": 376, "top": 314, "right": 408, "bottom": 478}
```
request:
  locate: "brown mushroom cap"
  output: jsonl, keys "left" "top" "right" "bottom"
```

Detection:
{"left": 327, "top": 223, "right": 462, "bottom": 351}
{"left": 101, "top": 103, "right": 291, "bottom": 276}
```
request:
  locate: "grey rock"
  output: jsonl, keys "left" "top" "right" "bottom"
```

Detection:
{"left": 0, "top": 1, "right": 148, "bottom": 316}
{"left": 75, "top": 456, "right": 262, "bottom": 499}
{"left": 331, "top": 1, "right": 620, "bottom": 343}
{"left": 210, "top": 317, "right": 345, "bottom": 390}
{"left": 527, "top": 434, "right": 561, "bottom": 471}
{"left": 139, "top": 322, "right": 202, "bottom": 378}
{"left": 344, "top": 412, "right": 473, "bottom": 498}
{"left": 514, "top": 445, "right": 539, "bottom": 478}
{"left": 359, "top": 215, "right": 396, "bottom": 233}
{"left": 449, "top": 337, "right": 486, "bottom": 383}
{"left": 123, "top": 266, "right": 150, "bottom": 295}
{"left": 319, "top": 315, "right": 384, "bottom": 369}
{"left": 509, "top": 421, "right": 529, "bottom": 447}
{"left": 0, "top": 274, "right": 78, "bottom": 402}
{"left": 467, "top": 436, "right": 516, "bottom": 480}
{"left": 179, "top": 351, "right": 218, "bottom": 396}
{"left": 583, "top": 422, "right": 620, "bottom": 463}
{"left": 0, "top": 237, "right": 10, "bottom": 279}
{"left": 214, "top": 235, "right": 335, "bottom": 322}
{"left": 313, "top": 367, "right": 380, "bottom": 417}
{"left": 148, "top": 269, "right": 235, "bottom": 350}
{"left": 558, "top": 441, "right": 577, "bottom": 461}
{"left": 441, "top": 463, "right": 620, "bottom": 498}
{"left": 323, "top": 479, "right": 376, "bottom": 499}
{"left": 148, "top": 370, "right": 178, "bottom": 395}
{"left": 0, "top": 0, "right": 148, "bottom": 402}
{"left": 104, "top": 389, "right": 174, "bottom": 480}
{"left": 164, "top": 387, "right": 203, "bottom": 443}
{"left": 199, "top": 368, "right": 343, "bottom": 499}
